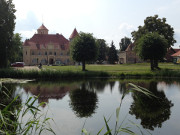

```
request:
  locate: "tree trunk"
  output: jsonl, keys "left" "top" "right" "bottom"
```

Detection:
{"left": 82, "top": 61, "right": 86, "bottom": 71}
{"left": 150, "top": 59, "right": 154, "bottom": 71}
{"left": 154, "top": 59, "right": 160, "bottom": 70}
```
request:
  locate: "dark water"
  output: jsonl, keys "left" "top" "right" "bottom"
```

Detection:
{"left": 3, "top": 79, "right": 180, "bottom": 135}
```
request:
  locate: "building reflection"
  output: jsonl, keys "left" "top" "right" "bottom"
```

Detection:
{"left": 23, "top": 82, "right": 78, "bottom": 107}
{"left": 129, "top": 81, "right": 174, "bottom": 130}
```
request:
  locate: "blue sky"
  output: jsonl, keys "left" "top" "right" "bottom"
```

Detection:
{"left": 14, "top": 0, "right": 180, "bottom": 49}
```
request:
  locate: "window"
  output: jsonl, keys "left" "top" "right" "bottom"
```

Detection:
{"left": 32, "top": 51, "right": 34, "bottom": 55}
{"left": 45, "top": 52, "right": 47, "bottom": 55}
{"left": 38, "top": 51, "right": 41, "bottom": 55}
{"left": 49, "top": 52, "right": 52, "bottom": 55}
{"left": 54, "top": 52, "right": 56, "bottom": 55}
{"left": 26, "top": 51, "right": 27, "bottom": 55}
{"left": 60, "top": 52, "right": 63, "bottom": 56}
{"left": 61, "top": 45, "right": 65, "bottom": 50}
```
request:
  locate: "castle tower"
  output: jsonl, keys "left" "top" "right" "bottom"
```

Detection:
{"left": 69, "top": 28, "right": 78, "bottom": 41}
{"left": 37, "top": 24, "right": 49, "bottom": 34}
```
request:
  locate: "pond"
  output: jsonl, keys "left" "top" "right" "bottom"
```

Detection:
{"left": 2, "top": 79, "right": 180, "bottom": 135}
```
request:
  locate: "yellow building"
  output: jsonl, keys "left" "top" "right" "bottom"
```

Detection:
{"left": 23, "top": 24, "right": 78, "bottom": 65}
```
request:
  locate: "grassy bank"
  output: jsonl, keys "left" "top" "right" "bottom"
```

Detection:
{"left": 0, "top": 63, "right": 179, "bottom": 79}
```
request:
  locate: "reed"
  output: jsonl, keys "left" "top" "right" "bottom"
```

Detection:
{"left": 0, "top": 82, "right": 55, "bottom": 135}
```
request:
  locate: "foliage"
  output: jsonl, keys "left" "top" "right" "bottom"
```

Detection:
{"left": 129, "top": 81, "right": 173, "bottom": 130}
{"left": 136, "top": 32, "right": 168, "bottom": 70}
{"left": 131, "top": 15, "right": 176, "bottom": 48}
{"left": 96, "top": 39, "right": 108, "bottom": 64}
{"left": 70, "top": 32, "right": 98, "bottom": 71}
{"left": 108, "top": 41, "right": 118, "bottom": 64}
{"left": 0, "top": 83, "right": 55, "bottom": 135}
{"left": 0, "top": 0, "right": 16, "bottom": 68}
{"left": 8, "top": 33, "right": 23, "bottom": 63}
{"left": 119, "top": 37, "right": 132, "bottom": 51}
{"left": 69, "top": 83, "right": 98, "bottom": 118}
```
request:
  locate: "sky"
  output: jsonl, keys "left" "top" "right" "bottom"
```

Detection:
{"left": 14, "top": 0, "right": 180, "bottom": 49}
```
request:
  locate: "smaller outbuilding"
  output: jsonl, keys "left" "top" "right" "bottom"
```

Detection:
{"left": 171, "top": 50, "right": 180, "bottom": 64}
{"left": 118, "top": 43, "right": 142, "bottom": 64}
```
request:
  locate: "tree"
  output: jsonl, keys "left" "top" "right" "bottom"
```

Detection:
{"left": 8, "top": 33, "right": 23, "bottom": 63}
{"left": 119, "top": 37, "right": 132, "bottom": 51}
{"left": 0, "top": 0, "right": 16, "bottom": 68}
{"left": 132, "top": 15, "right": 176, "bottom": 48}
{"left": 96, "top": 39, "right": 108, "bottom": 64}
{"left": 70, "top": 32, "right": 98, "bottom": 71}
{"left": 136, "top": 32, "right": 168, "bottom": 70}
{"left": 108, "top": 41, "right": 118, "bottom": 64}
{"left": 131, "top": 15, "right": 176, "bottom": 70}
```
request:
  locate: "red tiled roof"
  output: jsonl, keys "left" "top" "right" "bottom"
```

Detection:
{"left": 38, "top": 24, "right": 48, "bottom": 30}
{"left": 69, "top": 28, "right": 78, "bottom": 39}
{"left": 171, "top": 50, "right": 180, "bottom": 57}
{"left": 174, "top": 49, "right": 180, "bottom": 53}
{"left": 23, "top": 34, "right": 69, "bottom": 50}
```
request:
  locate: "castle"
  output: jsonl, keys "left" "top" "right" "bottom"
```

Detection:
{"left": 23, "top": 24, "right": 78, "bottom": 65}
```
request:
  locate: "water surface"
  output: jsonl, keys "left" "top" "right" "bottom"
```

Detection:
{"left": 3, "top": 79, "right": 180, "bottom": 135}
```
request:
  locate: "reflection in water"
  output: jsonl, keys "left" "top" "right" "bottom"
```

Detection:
{"left": 84, "top": 79, "right": 109, "bottom": 93}
{"left": 129, "top": 81, "right": 174, "bottom": 130}
{"left": 69, "top": 83, "right": 98, "bottom": 118}
{"left": 118, "top": 82, "right": 127, "bottom": 95}
{"left": 23, "top": 82, "right": 78, "bottom": 107}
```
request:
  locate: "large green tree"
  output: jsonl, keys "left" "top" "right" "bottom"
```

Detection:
{"left": 136, "top": 32, "right": 168, "bottom": 70}
{"left": 70, "top": 32, "right": 98, "bottom": 71}
{"left": 96, "top": 39, "right": 108, "bottom": 64}
{"left": 131, "top": 15, "right": 176, "bottom": 70}
{"left": 119, "top": 37, "right": 132, "bottom": 51}
{"left": 0, "top": 0, "right": 16, "bottom": 68}
{"left": 108, "top": 41, "right": 118, "bottom": 64}
{"left": 8, "top": 33, "right": 23, "bottom": 63}
{"left": 132, "top": 15, "right": 176, "bottom": 47}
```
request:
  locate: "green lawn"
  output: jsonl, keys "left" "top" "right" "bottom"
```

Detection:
{"left": 43, "top": 63, "right": 180, "bottom": 74}
{"left": 0, "top": 63, "right": 179, "bottom": 79}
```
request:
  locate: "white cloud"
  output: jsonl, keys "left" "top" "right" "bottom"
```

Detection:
{"left": 14, "top": 0, "right": 97, "bottom": 21}
{"left": 174, "top": 29, "right": 180, "bottom": 48}
{"left": 19, "top": 29, "right": 36, "bottom": 40}
{"left": 118, "top": 23, "right": 135, "bottom": 38}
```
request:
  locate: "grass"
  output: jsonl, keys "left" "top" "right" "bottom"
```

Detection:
{"left": 0, "top": 63, "right": 179, "bottom": 79}
{"left": 44, "top": 63, "right": 180, "bottom": 73}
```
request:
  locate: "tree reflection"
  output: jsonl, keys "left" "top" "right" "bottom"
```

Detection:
{"left": 129, "top": 81, "right": 174, "bottom": 130}
{"left": 87, "top": 80, "right": 107, "bottom": 92}
{"left": 69, "top": 83, "right": 98, "bottom": 118}
{"left": 118, "top": 82, "right": 127, "bottom": 95}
